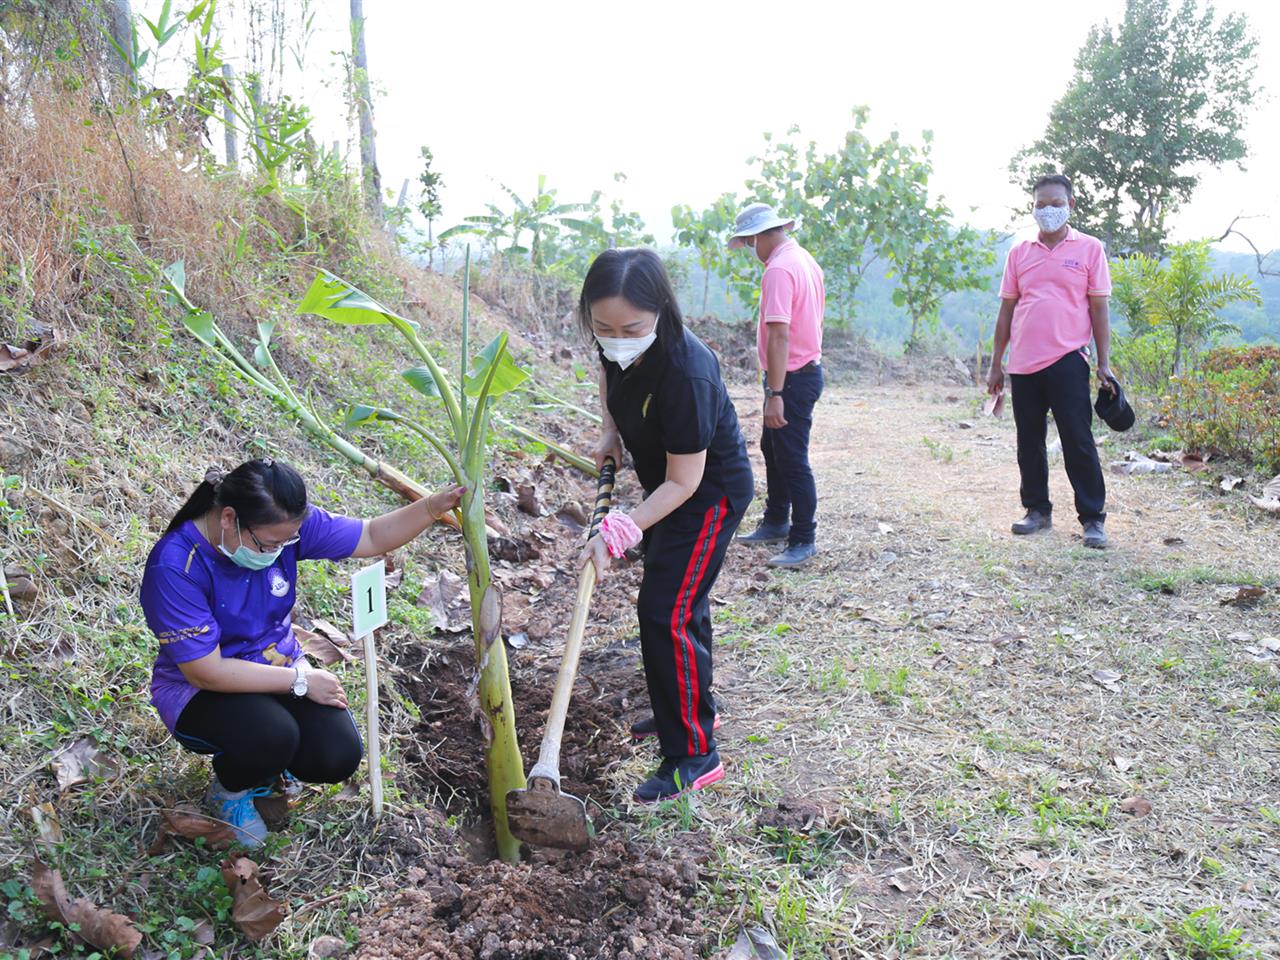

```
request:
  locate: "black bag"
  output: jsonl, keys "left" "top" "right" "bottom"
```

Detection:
{"left": 1094, "top": 376, "right": 1135, "bottom": 432}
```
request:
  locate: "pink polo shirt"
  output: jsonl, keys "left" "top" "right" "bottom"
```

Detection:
{"left": 758, "top": 238, "right": 825, "bottom": 371}
{"left": 999, "top": 227, "right": 1111, "bottom": 375}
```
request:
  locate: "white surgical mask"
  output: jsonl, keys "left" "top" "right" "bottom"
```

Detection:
{"left": 596, "top": 314, "right": 658, "bottom": 370}
{"left": 1033, "top": 204, "right": 1070, "bottom": 234}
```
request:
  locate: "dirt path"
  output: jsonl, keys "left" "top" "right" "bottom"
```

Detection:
{"left": 663, "top": 381, "right": 1280, "bottom": 957}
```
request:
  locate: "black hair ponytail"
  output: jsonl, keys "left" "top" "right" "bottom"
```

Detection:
{"left": 166, "top": 458, "right": 309, "bottom": 533}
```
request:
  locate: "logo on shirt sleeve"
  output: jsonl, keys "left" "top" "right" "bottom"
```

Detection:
{"left": 269, "top": 570, "right": 290, "bottom": 597}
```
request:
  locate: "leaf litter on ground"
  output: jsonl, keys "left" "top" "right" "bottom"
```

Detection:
{"left": 220, "top": 856, "right": 286, "bottom": 941}
{"left": 31, "top": 860, "right": 142, "bottom": 958}
{"left": 49, "top": 736, "right": 121, "bottom": 791}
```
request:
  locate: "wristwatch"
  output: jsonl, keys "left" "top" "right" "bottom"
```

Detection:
{"left": 290, "top": 665, "right": 309, "bottom": 698}
{"left": 763, "top": 385, "right": 782, "bottom": 399}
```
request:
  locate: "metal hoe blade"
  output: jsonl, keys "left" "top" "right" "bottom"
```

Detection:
{"left": 505, "top": 783, "right": 591, "bottom": 852}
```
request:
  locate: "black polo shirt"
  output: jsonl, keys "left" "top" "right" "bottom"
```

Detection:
{"left": 603, "top": 326, "right": 753, "bottom": 516}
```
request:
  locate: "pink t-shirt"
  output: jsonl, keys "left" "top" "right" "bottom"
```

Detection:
{"left": 758, "top": 238, "right": 825, "bottom": 371}
{"left": 999, "top": 227, "right": 1111, "bottom": 375}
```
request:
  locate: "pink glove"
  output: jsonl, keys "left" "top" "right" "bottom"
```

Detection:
{"left": 598, "top": 512, "right": 643, "bottom": 558}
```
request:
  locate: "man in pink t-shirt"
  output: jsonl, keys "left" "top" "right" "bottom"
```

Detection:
{"left": 727, "top": 203, "right": 826, "bottom": 568}
{"left": 987, "top": 174, "right": 1115, "bottom": 549}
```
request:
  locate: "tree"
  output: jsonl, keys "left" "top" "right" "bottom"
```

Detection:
{"left": 349, "top": 0, "right": 381, "bottom": 220}
{"left": 1112, "top": 240, "right": 1262, "bottom": 374}
{"left": 441, "top": 176, "right": 588, "bottom": 268}
{"left": 874, "top": 132, "right": 995, "bottom": 350}
{"left": 416, "top": 146, "right": 444, "bottom": 269}
{"left": 1011, "top": 0, "right": 1259, "bottom": 257}
{"left": 671, "top": 194, "right": 740, "bottom": 316}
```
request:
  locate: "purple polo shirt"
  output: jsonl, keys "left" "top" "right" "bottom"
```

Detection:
{"left": 140, "top": 507, "right": 364, "bottom": 732}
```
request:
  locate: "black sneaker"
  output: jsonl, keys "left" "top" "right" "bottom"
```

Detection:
{"left": 767, "top": 542, "right": 816, "bottom": 568}
{"left": 630, "top": 713, "right": 722, "bottom": 740}
{"left": 737, "top": 521, "right": 790, "bottom": 545}
{"left": 1082, "top": 520, "right": 1108, "bottom": 549}
{"left": 633, "top": 749, "right": 724, "bottom": 804}
{"left": 1011, "top": 510, "right": 1052, "bottom": 535}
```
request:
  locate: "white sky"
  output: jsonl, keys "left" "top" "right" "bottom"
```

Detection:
{"left": 182, "top": 0, "right": 1280, "bottom": 253}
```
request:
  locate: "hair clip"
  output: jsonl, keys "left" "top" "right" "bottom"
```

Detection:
{"left": 204, "top": 466, "right": 226, "bottom": 489}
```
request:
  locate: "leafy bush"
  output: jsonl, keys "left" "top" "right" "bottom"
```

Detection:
{"left": 1164, "top": 347, "right": 1280, "bottom": 472}
{"left": 1112, "top": 329, "right": 1178, "bottom": 395}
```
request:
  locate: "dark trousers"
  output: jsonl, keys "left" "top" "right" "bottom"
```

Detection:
{"left": 761, "top": 363, "right": 824, "bottom": 545}
{"left": 638, "top": 497, "right": 742, "bottom": 760}
{"left": 1010, "top": 350, "right": 1106, "bottom": 524}
{"left": 173, "top": 690, "right": 363, "bottom": 792}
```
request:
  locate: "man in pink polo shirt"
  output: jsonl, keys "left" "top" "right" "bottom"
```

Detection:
{"left": 987, "top": 174, "right": 1116, "bottom": 549}
{"left": 728, "top": 203, "right": 826, "bottom": 567}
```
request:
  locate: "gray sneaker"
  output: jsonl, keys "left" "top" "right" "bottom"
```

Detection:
{"left": 1082, "top": 520, "right": 1108, "bottom": 549}
{"left": 767, "top": 543, "right": 816, "bottom": 568}
{"left": 738, "top": 521, "right": 790, "bottom": 545}
{"left": 1011, "top": 511, "right": 1052, "bottom": 535}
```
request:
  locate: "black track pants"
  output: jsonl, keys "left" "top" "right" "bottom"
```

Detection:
{"left": 638, "top": 497, "right": 743, "bottom": 760}
{"left": 173, "top": 690, "right": 363, "bottom": 792}
{"left": 1010, "top": 350, "right": 1106, "bottom": 524}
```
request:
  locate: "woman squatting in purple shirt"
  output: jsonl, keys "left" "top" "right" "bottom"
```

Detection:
{"left": 140, "top": 458, "right": 463, "bottom": 846}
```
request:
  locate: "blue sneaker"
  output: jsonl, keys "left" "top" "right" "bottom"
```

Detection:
{"left": 205, "top": 778, "right": 271, "bottom": 847}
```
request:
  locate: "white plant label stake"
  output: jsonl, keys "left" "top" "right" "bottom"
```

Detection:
{"left": 352, "top": 560, "right": 388, "bottom": 818}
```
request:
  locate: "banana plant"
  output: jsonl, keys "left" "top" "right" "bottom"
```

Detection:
{"left": 154, "top": 257, "right": 432, "bottom": 508}
{"left": 296, "top": 251, "right": 531, "bottom": 862}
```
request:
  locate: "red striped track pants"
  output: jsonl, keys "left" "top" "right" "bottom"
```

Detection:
{"left": 636, "top": 496, "right": 741, "bottom": 759}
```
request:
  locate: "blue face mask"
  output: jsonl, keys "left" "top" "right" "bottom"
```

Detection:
{"left": 219, "top": 518, "right": 283, "bottom": 570}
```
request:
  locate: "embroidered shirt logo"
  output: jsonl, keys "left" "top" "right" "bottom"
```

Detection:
{"left": 1063, "top": 259, "right": 1083, "bottom": 270}
{"left": 642, "top": 394, "right": 652, "bottom": 417}
{"left": 269, "top": 569, "right": 289, "bottom": 597}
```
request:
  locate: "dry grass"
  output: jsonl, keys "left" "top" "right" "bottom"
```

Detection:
{"left": 595, "top": 381, "right": 1280, "bottom": 958}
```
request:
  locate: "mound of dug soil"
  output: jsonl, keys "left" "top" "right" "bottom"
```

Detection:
{"left": 354, "top": 840, "right": 710, "bottom": 960}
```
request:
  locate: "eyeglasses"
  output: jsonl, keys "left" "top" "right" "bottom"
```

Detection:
{"left": 244, "top": 526, "right": 301, "bottom": 553}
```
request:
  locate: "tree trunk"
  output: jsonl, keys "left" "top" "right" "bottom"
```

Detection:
{"left": 350, "top": 0, "right": 382, "bottom": 221}
{"left": 105, "top": 0, "right": 134, "bottom": 88}
{"left": 249, "top": 75, "right": 265, "bottom": 164}
{"left": 221, "top": 63, "right": 239, "bottom": 168}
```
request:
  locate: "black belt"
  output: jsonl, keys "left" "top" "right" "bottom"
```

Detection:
{"left": 793, "top": 360, "right": 821, "bottom": 372}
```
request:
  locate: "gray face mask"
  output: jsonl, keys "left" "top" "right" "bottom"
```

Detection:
{"left": 1033, "top": 204, "right": 1070, "bottom": 233}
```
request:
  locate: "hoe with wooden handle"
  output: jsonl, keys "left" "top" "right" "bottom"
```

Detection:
{"left": 506, "top": 456, "right": 616, "bottom": 852}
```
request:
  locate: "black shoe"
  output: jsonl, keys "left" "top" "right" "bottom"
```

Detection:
{"left": 633, "top": 749, "right": 724, "bottom": 804}
{"left": 1082, "top": 520, "right": 1108, "bottom": 549}
{"left": 738, "top": 521, "right": 790, "bottom": 545}
{"left": 767, "top": 542, "right": 816, "bottom": 568}
{"left": 630, "top": 713, "right": 722, "bottom": 741}
{"left": 1011, "top": 511, "right": 1052, "bottom": 535}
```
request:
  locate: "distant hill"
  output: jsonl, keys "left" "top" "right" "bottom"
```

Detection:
{"left": 674, "top": 242, "right": 1280, "bottom": 354}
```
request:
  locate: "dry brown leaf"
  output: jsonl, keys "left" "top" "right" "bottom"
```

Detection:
{"left": 1220, "top": 475, "right": 1245, "bottom": 492}
{"left": 309, "top": 934, "right": 349, "bottom": 958}
{"left": 992, "top": 633, "right": 1027, "bottom": 648}
{"left": 1174, "top": 451, "right": 1210, "bottom": 472}
{"left": 0, "top": 329, "right": 61, "bottom": 374}
{"left": 50, "top": 737, "right": 120, "bottom": 791}
{"left": 1119, "top": 796, "right": 1154, "bottom": 818}
{"left": 416, "top": 569, "right": 470, "bottom": 632}
{"left": 31, "top": 860, "right": 143, "bottom": 957}
{"left": 147, "top": 804, "right": 237, "bottom": 854}
{"left": 515, "top": 482, "right": 543, "bottom": 516}
{"left": 1113, "top": 756, "right": 1134, "bottom": 773}
{"left": 381, "top": 554, "right": 403, "bottom": 592}
{"left": 1220, "top": 586, "right": 1266, "bottom": 607}
{"left": 30, "top": 803, "right": 62, "bottom": 847}
{"left": 1013, "top": 850, "right": 1052, "bottom": 877}
{"left": 310, "top": 619, "right": 351, "bottom": 647}
{"left": 1091, "top": 669, "right": 1122, "bottom": 689}
{"left": 555, "top": 502, "right": 588, "bottom": 533}
{"left": 221, "top": 856, "right": 286, "bottom": 941}
{"left": 292, "top": 624, "right": 352, "bottom": 666}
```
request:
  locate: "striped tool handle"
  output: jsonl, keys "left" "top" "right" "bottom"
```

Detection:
{"left": 588, "top": 456, "right": 616, "bottom": 538}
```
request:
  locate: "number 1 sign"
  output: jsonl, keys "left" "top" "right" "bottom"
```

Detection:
{"left": 352, "top": 560, "right": 388, "bottom": 818}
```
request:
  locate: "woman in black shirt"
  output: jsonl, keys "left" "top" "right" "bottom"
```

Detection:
{"left": 578, "top": 248, "right": 753, "bottom": 803}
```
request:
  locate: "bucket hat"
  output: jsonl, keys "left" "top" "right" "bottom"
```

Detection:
{"left": 1095, "top": 376, "right": 1135, "bottom": 432}
{"left": 727, "top": 203, "right": 796, "bottom": 249}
